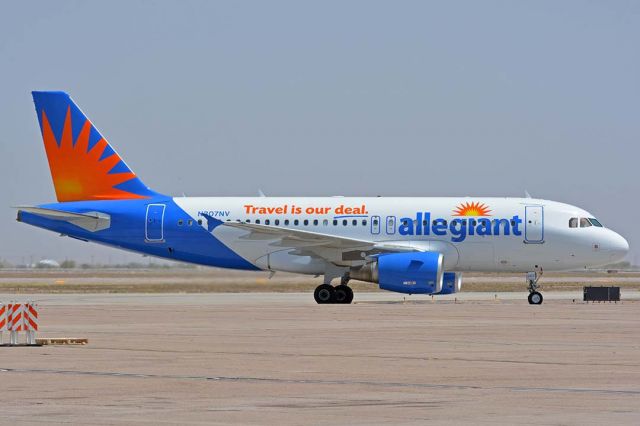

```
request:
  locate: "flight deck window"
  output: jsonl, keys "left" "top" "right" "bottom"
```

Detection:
{"left": 579, "top": 218, "right": 592, "bottom": 228}
{"left": 589, "top": 218, "right": 603, "bottom": 227}
{"left": 569, "top": 218, "right": 578, "bottom": 228}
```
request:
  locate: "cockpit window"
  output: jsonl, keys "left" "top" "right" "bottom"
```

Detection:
{"left": 579, "top": 218, "right": 592, "bottom": 228}
{"left": 588, "top": 218, "right": 603, "bottom": 227}
{"left": 569, "top": 218, "right": 578, "bottom": 228}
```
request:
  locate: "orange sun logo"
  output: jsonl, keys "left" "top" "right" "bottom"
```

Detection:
{"left": 40, "top": 106, "right": 148, "bottom": 202}
{"left": 453, "top": 202, "right": 492, "bottom": 217}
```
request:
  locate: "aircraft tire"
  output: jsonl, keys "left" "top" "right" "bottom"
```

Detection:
{"left": 528, "top": 291, "right": 543, "bottom": 305}
{"left": 314, "top": 284, "right": 335, "bottom": 304}
{"left": 334, "top": 285, "right": 353, "bottom": 304}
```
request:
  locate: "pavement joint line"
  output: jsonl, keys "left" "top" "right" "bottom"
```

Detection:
{"left": 1, "top": 367, "right": 639, "bottom": 396}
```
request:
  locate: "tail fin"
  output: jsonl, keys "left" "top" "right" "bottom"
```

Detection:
{"left": 32, "top": 91, "right": 157, "bottom": 202}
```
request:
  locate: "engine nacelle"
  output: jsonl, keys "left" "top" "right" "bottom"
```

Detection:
{"left": 350, "top": 252, "right": 444, "bottom": 295}
{"left": 434, "top": 272, "right": 462, "bottom": 295}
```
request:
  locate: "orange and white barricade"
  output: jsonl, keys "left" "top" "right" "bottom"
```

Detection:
{"left": 0, "top": 303, "right": 6, "bottom": 344}
{"left": 8, "top": 302, "right": 23, "bottom": 345}
{"left": 23, "top": 302, "right": 39, "bottom": 345}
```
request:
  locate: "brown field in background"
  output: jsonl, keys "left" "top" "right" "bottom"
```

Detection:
{"left": 1, "top": 268, "right": 638, "bottom": 293}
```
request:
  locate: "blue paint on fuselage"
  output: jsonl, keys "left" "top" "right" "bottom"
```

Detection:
{"left": 18, "top": 197, "right": 259, "bottom": 271}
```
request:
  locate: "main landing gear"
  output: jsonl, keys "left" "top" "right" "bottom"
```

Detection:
{"left": 314, "top": 276, "right": 354, "bottom": 304}
{"left": 527, "top": 269, "right": 544, "bottom": 305}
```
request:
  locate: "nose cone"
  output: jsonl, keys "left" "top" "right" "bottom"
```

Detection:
{"left": 606, "top": 231, "right": 629, "bottom": 262}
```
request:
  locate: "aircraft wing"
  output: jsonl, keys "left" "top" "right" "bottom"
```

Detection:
{"left": 222, "top": 221, "right": 418, "bottom": 265}
{"left": 15, "top": 206, "right": 111, "bottom": 232}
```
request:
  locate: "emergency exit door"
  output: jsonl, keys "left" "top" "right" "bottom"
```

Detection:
{"left": 145, "top": 204, "right": 165, "bottom": 242}
{"left": 524, "top": 205, "right": 544, "bottom": 243}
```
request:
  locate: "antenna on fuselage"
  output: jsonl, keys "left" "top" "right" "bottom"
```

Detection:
{"left": 258, "top": 189, "right": 266, "bottom": 197}
{"left": 524, "top": 190, "right": 532, "bottom": 199}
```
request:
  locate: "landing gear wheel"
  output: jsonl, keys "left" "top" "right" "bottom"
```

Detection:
{"left": 334, "top": 285, "right": 354, "bottom": 304}
{"left": 528, "top": 291, "right": 543, "bottom": 305}
{"left": 314, "top": 284, "right": 335, "bottom": 304}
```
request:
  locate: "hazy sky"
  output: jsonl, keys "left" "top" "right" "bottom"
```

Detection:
{"left": 0, "top": 1, "right": 638, "bottom": 265}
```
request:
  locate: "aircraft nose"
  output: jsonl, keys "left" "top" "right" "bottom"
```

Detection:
{"left": 606, "top": 231, "right": 629, "bottom": 262}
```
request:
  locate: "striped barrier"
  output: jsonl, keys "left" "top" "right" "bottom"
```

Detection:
{"left": 24, "top": 303, "right": 38, "bottom": 345}
{"left": 2, "top": 302, "right": 39, "bottom": 346}
{"left": 0, "top": 304, "right": 5, "bottom": 344}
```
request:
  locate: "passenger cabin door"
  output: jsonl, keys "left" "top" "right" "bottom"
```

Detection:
{"left": 145, "top": 204, "right": 165, "bottom": 242}
{"left": 524, "top": 205, "right": 544, "bottom": 243}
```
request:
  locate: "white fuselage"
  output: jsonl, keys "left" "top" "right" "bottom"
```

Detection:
{"left": 173, "top": 197, "right": 629, "bottom": 274}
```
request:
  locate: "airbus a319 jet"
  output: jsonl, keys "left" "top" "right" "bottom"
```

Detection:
{"left": 16, "top": 92, "right": 629, "bottom": 304}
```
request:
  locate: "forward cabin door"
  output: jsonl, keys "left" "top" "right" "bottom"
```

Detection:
{"left": 145, "top": 204, "right": 166, "bottom": 242}
{"left": 524, "top": 205, "right": 544, "bottom": 243}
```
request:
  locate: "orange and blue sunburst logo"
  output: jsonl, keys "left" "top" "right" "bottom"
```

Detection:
{"left": 33, "top": 91, "right": 154, "bottom": 202}
{"left": 452, "top": 202, "right": 492, "bottom": 217}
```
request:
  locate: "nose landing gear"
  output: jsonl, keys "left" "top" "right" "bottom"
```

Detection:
{"left": 527, "top": 269, "right": 544, "bottom": 305}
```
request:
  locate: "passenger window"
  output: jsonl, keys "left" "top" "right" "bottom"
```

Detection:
{"left": 352, "top": 219, "right": 357, "bottom": 226}
{"left": 579, "top": 218, "right": 592, "bottom": 228}
{"left": 362, "top": 219, "right": 367, "bottom": 226}
{"left": 323, "top": 219, "right": 328, "bottom": 226}
{"left": 313, "top": 219, "right": 318, "bottom": 226}
{"left": 265, "top": 219, "right": 270, "bottom": 225}
{"left": 569, "top": 218, "right": 578, "bottom": 228}
{"left": 256, "top": 219, "right": 261, "bottom": 224}
{"left": 343, "top": 219, "right": 348, "bottom": 226}
{"left": 303, "top": 219, "right": 309, "bottom": 226}
{"left": 294, "top": 219, "right": 299, "bottom": 226}
{"left": 178, "top": 219, "right": 183, "bottom": 226}
{"left": 275, "top": 219, "right": 280, "bottom": 225}
{"left": 246, "top": 219, "right": 251, "bottom": 223}
{"left": 333, "top": 219, "right": 338, "bottom": 226}
{"left": 284, "top": 219, "right": 289, "bottom": 225}
{"left": 197, "top": 219, "right": 202, "bottom": 225}
{"left": 188, "top": 220, "right": 193, "bottom": 226}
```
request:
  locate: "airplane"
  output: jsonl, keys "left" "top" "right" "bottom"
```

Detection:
{"left": 15, "top": 91, "right": 629, "bottom": 305}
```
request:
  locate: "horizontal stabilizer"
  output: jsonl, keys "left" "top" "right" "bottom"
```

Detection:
{"left": 15, "top": 206, "right": 111, "bottom": 232}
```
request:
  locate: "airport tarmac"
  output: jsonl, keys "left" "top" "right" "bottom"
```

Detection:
{"left": 1, "top": 292, "right": 639, "bottom": 425}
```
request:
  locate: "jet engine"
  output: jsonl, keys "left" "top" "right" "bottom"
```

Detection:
{"left": 434, "top": 272, "right": 462, "bottom": 295}
{"left": 350, "top": 252, "right": 444, "bottom": 294}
